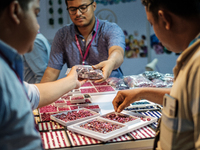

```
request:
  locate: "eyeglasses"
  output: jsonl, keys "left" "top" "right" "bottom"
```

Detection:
{"left": 67, "top": 1, "right": 94, "bottom": 15}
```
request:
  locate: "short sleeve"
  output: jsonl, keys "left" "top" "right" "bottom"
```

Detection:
{"left": 104, "top": 22, "right": 125, "bottom": 50}
{"left": 23, "top": 82, "right": 40, "bottom": 110}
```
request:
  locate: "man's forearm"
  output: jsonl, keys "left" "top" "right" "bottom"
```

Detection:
{"left": 36, "top": 77, "right": 76, "bottom": 108}
{"left": 108, "top": 46, "right": 124, "bottom": 70}
{"left": 40, "top": 67, "right": 60, "bottom": 83}
{"left": 137, "top": 87, "right": 171, "bottom": 105}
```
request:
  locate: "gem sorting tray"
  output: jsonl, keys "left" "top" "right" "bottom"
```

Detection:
{"left": 68, "top": 117, "right": 128, "bottom": 142}
{"left": 68, "top": 111, "right": 157, "bottom": 142}
{"left": 50, "top": 108, "right": 100, "bottom": 127}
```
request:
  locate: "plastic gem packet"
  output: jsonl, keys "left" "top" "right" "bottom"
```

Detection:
{"left": 107, "top": 77, "right": 129, "bottom": 90}
{"left": 123, "top": 75, "right": 156, "bottom": 88}
{"left": 76, "top": 65, "right": 104, "bottom": 80}
{"left": 151, "top": 79, "right": 167, "bottom": 87}
{"left": 142, "top": 71, "right": 164, "bottom": 80}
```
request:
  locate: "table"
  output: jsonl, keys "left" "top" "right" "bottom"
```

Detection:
{"left": 35, "top": 92, "right": 161, "bottom": 150}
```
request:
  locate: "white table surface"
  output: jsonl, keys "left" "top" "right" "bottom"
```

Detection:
{"left": 90, "top": 93, "right": 117, "bottom": 115}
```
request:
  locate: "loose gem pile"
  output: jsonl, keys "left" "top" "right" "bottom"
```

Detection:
{"left": 103, "top": 113, "right": 137, "bottom": 123}
{"left": 55, "top": 110, "right": 94, "bottom": 122}
{"left": 80, "top": 119, "right": 123, "bottom": 134}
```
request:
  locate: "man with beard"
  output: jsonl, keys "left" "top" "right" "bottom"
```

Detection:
{"left": 41, "top": 0, "right": 125, "bottom": 83}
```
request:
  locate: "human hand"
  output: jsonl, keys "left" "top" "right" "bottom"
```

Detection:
{"left": 67, "top": 66, "right": 87, "bottom": 89}
{"left": 112, "top": 89, "right": 140, "bottom": 113}
{"left": 93, "top": 59, "right": 115, "bottom": 83}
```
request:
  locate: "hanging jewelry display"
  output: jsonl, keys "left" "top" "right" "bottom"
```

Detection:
{"left": 48, "top": 0, "right": 54, "bottom": 27}
{"left": 58, "top": 0, "right": 63, "bottom": 25}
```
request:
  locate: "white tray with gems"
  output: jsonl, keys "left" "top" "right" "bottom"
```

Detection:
{"left": 68, "top": 111, "right": 157, "bottom": 142}
{"left": 100, "top": 111, "right": 141, "bottom": 125}
{"left": 50, "top": 108, "right": 100, "bottom": 127}
{"left": 68, "top": 117, "right": 128, "bottom": 142}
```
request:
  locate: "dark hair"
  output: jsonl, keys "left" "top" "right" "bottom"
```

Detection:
{"left": 0, "top": 0, "right": 33, "bottom": 14}
{"left": 65, "top": 0, "right": 94, "bottom": 6}
{"left": 141, "top": 0, "right": 200, "bottom": 20}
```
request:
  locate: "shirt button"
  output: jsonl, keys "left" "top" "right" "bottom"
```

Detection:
{"left": 82, "top": 39, "right": 85, "bottom": 42}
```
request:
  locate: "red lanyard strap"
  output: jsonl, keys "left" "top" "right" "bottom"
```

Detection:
{"left": 75, "top": 19, "right": 99, "bottom": 65}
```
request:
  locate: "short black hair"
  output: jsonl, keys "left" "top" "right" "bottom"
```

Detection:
{"left": 0, "top": 0, "right": 33, "bottom": 14}
{"left": 65, "top": 0, "right": 94, "bottom": 6}
{"left": 141, "top": 0, "right": 200, "bottom": 21}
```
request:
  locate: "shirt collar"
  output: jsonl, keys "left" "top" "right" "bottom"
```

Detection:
{"left": 0, "top": 40, "right": 23, "bottom": 81}
{"left": 173, "top": 32, "right": 200, "bottom": 79}
{"left": 74, "top": 17, "right": 98, "bottom": 37}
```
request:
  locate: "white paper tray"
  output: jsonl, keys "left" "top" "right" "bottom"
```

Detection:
{"left": 50, "top": 108, "right": 100, "bottom": 127}
{"left": 68, "top": 111, "right": 157, "bottom": 142}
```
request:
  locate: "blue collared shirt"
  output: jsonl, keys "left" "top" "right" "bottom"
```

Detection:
{"left": 0, "top": 40, "right": 43, "bottom": 149}
{"left": 23, "top": 33, "right": 51, "bottom": 83}
{"left": 48, "top": 17, "right": 125, "bottom": 78}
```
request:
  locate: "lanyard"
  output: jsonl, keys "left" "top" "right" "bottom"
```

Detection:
{"left": 75, "top": 19, "right": 99, "bottom": 65}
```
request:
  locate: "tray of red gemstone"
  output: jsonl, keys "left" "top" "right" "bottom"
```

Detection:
{"left": 54, "top": 99, "right": 67, "bottom": 107}
{"left": 39, "top": 104, "right": 58, "bottom": 113}
{"left": 68, "top": 117, "right": 127, "bottom": 142}
{"left": 70, "top": 94, "right": 86, "bottom": 103}
{"left": 80, "top": 85, "right": 116, "bottom": 95}
{"left": 101, "top": 111, "right": 140, "bottom": 125}
{"left": 68, "top": 111, "right": 158, "bottom": 142}
{"left": 50, "top": 108, "right": 100, "bottom": 127}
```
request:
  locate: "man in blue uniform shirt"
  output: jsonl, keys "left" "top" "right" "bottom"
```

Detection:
{"left": 0, "top": 0, "right": 85, "bottom": 149}
{"left": 23, "top": 32, "right": 51, "bottom": 83}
